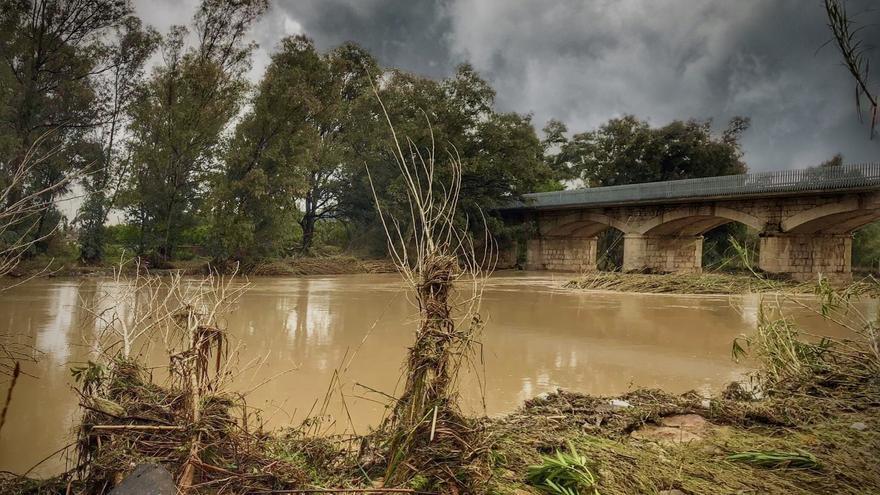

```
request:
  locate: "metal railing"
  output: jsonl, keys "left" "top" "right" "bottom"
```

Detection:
{"left": 514, "top": 163, "right": 880, "bottom": 209}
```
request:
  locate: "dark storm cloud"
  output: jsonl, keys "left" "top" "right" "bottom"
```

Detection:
{"left": 268, "top": 0, "right": 456, "bottom": 78}
{"left": 134, "top": 0, "right": 880, "bottom": 171}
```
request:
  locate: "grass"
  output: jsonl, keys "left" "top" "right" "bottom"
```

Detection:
{"left": 526, "top": 441, "right": 600, "bottom": 495}
{"left": 726, "top": 450, "right": 820, "bottom": 470}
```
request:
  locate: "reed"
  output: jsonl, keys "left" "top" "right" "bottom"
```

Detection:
{"left": 366, "top": 90, "right": 494, "bottom": 491}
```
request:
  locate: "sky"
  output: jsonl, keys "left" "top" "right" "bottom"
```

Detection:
{"left": 134, "top": 0, "right": 880, "bottom": 172}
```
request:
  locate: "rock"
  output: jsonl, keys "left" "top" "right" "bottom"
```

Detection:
{"left": 660, "top": 414, "right": 707, "bottom": 429}
{"left": 851, "top": 422, "right": 868, "bottom": 431}
{"left": 609, "top": 399, "right": 632, "bottom": 409}
{"left": 700, "top": 399, "right": 712, "bottom": 409}
{"left": 109, "top": 463, "right": 175, "bottom": 495}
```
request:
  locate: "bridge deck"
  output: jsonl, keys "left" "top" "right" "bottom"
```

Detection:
{"left": 512, "top": 163, "right": 880, "bottom": 210}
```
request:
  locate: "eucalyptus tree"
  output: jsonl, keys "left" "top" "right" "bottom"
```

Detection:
{"left": 209, "top": 36, "right": 378, "bottom": 261}
{"left": 0, "top": 0, "right": 135, "bottom": 253}
{"left": 123, "top": 0, "right": 267, "bottom": 263}
{"left": 77, "top": 17, "right": 160, "bottom": 263}
{"left": 340, "top": 64, "right": 554, "bottom": 255}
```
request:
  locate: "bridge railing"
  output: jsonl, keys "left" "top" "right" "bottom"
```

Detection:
{"left": 517, "top": 163, "right": 880, "bottom": 209}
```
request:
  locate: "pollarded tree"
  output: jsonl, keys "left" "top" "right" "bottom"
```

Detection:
{"left": 123, "top": 0, "right": 267, "bottom": 263}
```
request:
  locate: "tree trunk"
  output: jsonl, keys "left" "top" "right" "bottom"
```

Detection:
{"left": 299, "top": 213, "right": 316, "bottom": 254}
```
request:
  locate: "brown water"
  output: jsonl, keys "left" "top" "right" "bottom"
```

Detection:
{"left": 0, "top": 271, "right": 856, "bottom": 476}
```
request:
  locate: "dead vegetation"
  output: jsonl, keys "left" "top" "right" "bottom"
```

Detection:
{"left": 564, "top": 270, "right": 880, "bottom": 295}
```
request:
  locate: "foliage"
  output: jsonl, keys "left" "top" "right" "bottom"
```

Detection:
{"left": 825, "top": 0, "right": 878, "bottom": 139}
{"left": 77, "top": 18, "right": 161, "bottom": 264}
{"left": 340, "top": 65, "right": 556, "bottom": 256}
{"left": 726, "top": 450, "right": 820, "bottom": 470}
{"left": 208, "top": 35, "right": 377, "bottom": 261}
{"left": 121, "top": 0, "right": 267, "bottom": 264}
{"left": 544, "top": 115, "right": 749, "bottom": 187}
{"left": 853, "top": 222, "right": 880, "bottom": 271}
{"left": 0, "top": 0, "right": 134, "bottom": 255}
{"left": 526, "top": 441, "right": 600, "bottom": 495}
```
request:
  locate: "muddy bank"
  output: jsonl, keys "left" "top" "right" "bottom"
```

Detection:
{"left": 4, "top": 255, "right": 396, "bottom": 279}
{"left": 3, "top": 363, "right": 877, "bottom": 495}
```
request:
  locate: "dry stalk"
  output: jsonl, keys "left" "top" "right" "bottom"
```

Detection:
{"left": 366, "top": 89, "right": 496, "bottom": 489}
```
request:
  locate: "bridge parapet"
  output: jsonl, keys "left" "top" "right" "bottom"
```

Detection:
{"left": 515, "top": 163, "right": 880, "bottom": 209}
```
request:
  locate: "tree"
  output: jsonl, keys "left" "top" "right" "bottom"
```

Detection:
{"left": 547, "top": 115, "right": 751, "bottom": 269}
{"left": 207, "top": 36, "right": 378, "bottom": 261}
{"left": 77, "top": 17, "right": 160, "bottom": 264}
{"left": 295, "top": 41, "right": 378, "bottom": 254}
{"left": 549, "top": 115, "right": 749, "bottom": 187}
{"left": 339, "top": 64, "right": 555, "bottom": 255}
{"left": 123, "top": 0, "right": 267, "bottom": 263}
{"left": 0, "top": 0, "right": 134, "bottom": 254}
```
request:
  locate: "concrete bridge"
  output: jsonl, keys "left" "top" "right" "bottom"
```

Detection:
{"left": 503, "top": 163, "right": 880, "bottom": 282}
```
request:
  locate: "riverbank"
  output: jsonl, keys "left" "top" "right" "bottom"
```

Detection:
{"left": 3, "top": 353, "right": 877, "bottom": 494}
{"left": 565, "top": 271, "right": 878, "bottom": 295}
{"left": 5, "top": 254, "right": 396, "bottom": 279}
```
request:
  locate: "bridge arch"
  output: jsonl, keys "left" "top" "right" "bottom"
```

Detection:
{"left": 541, "top": 211, "right": 636, "bottom": 236}
{"left": 637, "top": 206, "right": 763, "bottom": 236}
{"left": 780, "top": 198, "right": 880, "bottom": 234}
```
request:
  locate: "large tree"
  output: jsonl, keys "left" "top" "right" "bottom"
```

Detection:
{"left": 545, "top": 115, "right": 751, "bottom": 269}
{"left": 0, "top": 0, "right": 134, "bottom": 253}
{"left": 545, "top": 115, "right": 749, "bottom": 187}
{"left": 340, "top": 64, "right": 556, "bottom": 255}
{"left": 122, "top": 0, "right": 267, "bottom": 263}
{"left": 208, "top": 36, "right": 378, "bottom": 262}
{"left": 76, "top": 17, "right": 159, "bottom": 263}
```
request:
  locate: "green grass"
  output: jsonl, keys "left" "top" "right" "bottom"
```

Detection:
{"left": 526, "top": 441, "right": 600, "bottom": 495}
{"left": 726, "top": 450, "right": 820, "bottom": 470}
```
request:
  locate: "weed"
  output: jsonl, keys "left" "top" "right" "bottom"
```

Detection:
{"left": 526, "top": 440, "right": 600, "bottom": 495}
{"left": 726, "top": 450, "right": 820, "bottom": 470}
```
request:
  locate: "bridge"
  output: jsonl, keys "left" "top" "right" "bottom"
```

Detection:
{"left": 502, "top": 163, "right": 880, "bottom": 282}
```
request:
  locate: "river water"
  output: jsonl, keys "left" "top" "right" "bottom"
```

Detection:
{"left": 0, "top": 271, "right": 856, "bottom": 476}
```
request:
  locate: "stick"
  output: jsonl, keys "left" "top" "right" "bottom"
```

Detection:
{"left": 0, "top": 362, "right": 20, "bottom": 437}
{"left": 88, "top": 424, "right": 185, "bottom": 431}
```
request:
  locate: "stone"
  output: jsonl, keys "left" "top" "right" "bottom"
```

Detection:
{"left": 851, "top": 422, "right": 868, "bottom": 431}
{"left": 109, "top": 463, "right": 175, "bottom": 495}
{"left": 609, "top": 399, "right": 632, "bottom": 409}
{"left": 700, "top": 399, "right": 712, "bottom": 409}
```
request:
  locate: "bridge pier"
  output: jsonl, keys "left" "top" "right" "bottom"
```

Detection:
{"left": 525, "top": 236, "right": 598, "bottom": 272}
{"left": 758, "top": 233, "right": 852, "bottom": 282}
{"left": 623, "top": 234, "right": 703, "bottom": 274}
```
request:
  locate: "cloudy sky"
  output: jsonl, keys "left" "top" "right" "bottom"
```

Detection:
{"left": 135, "top": 0, "right": 879, "bottom": 172}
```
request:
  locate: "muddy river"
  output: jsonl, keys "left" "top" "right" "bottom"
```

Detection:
{"left": 0, "top": 271, "right": 857, "bottom": 476}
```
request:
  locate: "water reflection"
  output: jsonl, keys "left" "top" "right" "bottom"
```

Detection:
{"left": 0, "top": 272, "right": 864, "bottom": 476}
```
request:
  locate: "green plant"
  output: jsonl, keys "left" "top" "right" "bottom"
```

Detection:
{"left": 526, "top": 441, "right": 600, "bottom": 495}
{"left": 726, "top": 450, "right": 820, "bottom": 470}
